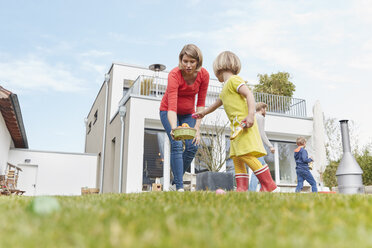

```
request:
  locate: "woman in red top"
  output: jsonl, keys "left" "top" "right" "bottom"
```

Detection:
{"left": 160, "top": 44, "right": 210, "bottom": 191}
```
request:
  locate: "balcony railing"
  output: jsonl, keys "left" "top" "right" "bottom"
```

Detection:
{"left": 121, "top": 75, "right": 307, "bottom": 118}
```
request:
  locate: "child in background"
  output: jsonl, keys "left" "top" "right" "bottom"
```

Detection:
{"left": 294, "top": 137, "right": 318, "bottom": 192}
{"left": 194, "top": 51, "right": 277, "bottom": 192}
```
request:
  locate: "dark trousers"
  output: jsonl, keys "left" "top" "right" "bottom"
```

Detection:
{"left": 295, "top": 168, "right": 318, "bottom": 192}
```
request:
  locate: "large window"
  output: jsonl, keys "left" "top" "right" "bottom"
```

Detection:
{"left": 276, "top": 141, "right": 297, "bottom": 184}
{"left": 143, "top": 129, "right": 165, "bottom": 190}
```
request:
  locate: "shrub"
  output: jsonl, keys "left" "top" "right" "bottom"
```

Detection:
{"left": 356, "top": 150, "right": 372, "bottom": 185}
{"left": 323, "top": 160, "right": 339, "bottom": 188}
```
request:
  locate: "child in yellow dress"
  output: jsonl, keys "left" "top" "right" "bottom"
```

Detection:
{"left": 194, "top": 51, "right": 277, "bottom": 192}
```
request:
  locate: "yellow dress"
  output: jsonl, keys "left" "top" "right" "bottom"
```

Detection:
{"left": 219, "top": 75, "right": 266, "bottom": 158}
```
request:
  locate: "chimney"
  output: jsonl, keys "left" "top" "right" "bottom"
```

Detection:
{"left": 335, "top": 120, "right": 364, "bottom": 194}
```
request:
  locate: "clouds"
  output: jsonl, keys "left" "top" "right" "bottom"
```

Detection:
{"left": 0, "top": 45, "right": 112, "bottom": 93}
{"left": 167, "top": 1, "right": 372, "bottom": 87}
{"left": 162, "top": 0, "right": 372, "bottom": 145}
{"left": 0, "top": 56, "right": 86, "bottom": 93}
{"left": 79, "top": 50, "right": 112, "bottom": 57}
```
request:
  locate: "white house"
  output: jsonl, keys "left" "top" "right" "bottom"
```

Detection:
{"left": 85, "top": 62, "right": 327, "bottom": 193}
{"left": 0, "top": 86, "right": 98, "bottom": 196}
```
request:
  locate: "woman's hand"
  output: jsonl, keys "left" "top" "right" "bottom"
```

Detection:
{"left": 170, "top": 129, "right": 175, "bottom": 140}
{"left": 243, "top": 114, "right": 254, "bottom": 128}
{"left": 193, "top": 128, "right": 201, "bottom": 145}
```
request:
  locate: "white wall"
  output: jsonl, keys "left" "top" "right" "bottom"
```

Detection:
{"left": 8, "top": 149, "right": 98, "bottom": 196}
{"left": 0, "top": 113, "right": 12, "bottom": 174}
{"left": 124, "top": 97, "right": 162, "bottom": 193}
{"left": 266, "top": 114, "right": 313, "bottom": 141}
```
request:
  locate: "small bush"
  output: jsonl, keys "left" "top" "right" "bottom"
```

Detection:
{"left": 323, "top": 160, "right": 339, "bottom": 188}
{"left": 356, "top": 150, "right": 372, "bottom": 185}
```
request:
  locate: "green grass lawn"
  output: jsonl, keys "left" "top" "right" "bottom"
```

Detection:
{"left": 1, "top": 192, "right": 372, "bottom": 248}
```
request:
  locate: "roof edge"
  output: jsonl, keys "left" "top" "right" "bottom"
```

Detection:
{"left": 9, "top": 93, "right": 28, "bottom": 148}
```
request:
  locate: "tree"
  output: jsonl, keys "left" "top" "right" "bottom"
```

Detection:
{"left": 195, "top": 117, "right": 230, "bottom": 172}
{"left": 254, "top": 72, "right": 296, "bottom": 97}
{"left": 253, "top": 72, "right": 296, "bottom": 114}
{"left": 324, "top": 118, "right": 360, "bottom": 162}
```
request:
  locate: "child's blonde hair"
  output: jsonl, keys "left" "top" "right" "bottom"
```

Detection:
{"left": 296, "top": 136, "right": 307, "bottom": 146}
{"left": 213, "top": 51, "right": 241, "bottom": 78}
{"left": 178, "top": 44, "right": 203, "bottom": 72}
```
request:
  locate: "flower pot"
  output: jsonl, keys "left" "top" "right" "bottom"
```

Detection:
{"left": 196, "top": 171, "right": 234, "bottom": 191}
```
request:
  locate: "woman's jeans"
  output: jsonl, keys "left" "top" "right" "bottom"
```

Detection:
{"left": 160, "top": 111, "right": 198, "bottom": 189}
{"left": 295, "top": 168, "right": 318, "bottom": 192}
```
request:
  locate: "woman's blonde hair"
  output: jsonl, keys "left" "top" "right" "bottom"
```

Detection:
{"left": 178, "top": 44, "right": 203, "bottom": 71}
{"left": 296, "top": 136, "right": 307, "bottom": 146}
{"left": 213, "top": 51, "right": 241, "bottom": 78}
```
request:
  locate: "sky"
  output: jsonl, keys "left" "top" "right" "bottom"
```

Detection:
{"left": 1, "top": 0, "right": 372, "bottom": 153}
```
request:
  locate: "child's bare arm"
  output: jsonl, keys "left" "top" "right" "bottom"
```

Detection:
{"left": 194, "top": 106, "right": 204, "bottom": 129}
{"left": 194, "top": 99, "right": 223, "bottom": 118}
{"left": 238, "top": 85, "right": 256, "bottom": 128}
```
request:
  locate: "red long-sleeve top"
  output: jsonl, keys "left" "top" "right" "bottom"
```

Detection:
{"left": 160, "top": 67, "right": 210, "bottom": 115}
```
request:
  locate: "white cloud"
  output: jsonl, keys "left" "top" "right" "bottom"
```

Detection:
{"left": 80, "top": 60, "right": 106, "bottom": 75}
{"left": 0, "top": 56, "right": 87, "bottom": 93}
{"left": 349, "top": 55, "right": 372, "bottom": 70}
{"left": 168, "top": 1, "right": 372, "bottom": 89}
{"left": 165, "top": 31, "right": 204, "bottom": 40}
{"left": 108, "top": 32, "right": 163, "bottom": 46}
{"left": 79, "top": 50, "right": 112, "bottom": 57}
{"left": 352, "top": 0, "right": 372, "bottom": 24}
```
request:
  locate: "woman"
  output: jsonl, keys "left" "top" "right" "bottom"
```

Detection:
{"left": 160, "top": 44, "right": 210, "bottom": 191}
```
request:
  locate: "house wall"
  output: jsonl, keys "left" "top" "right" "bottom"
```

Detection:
{"left": 86, "top": 66, "right": 132, "bottom": 193}
{"left": 265, "top": 114, "right": 313, "bottom": 141}
{"left": 124, "top": 97, "right": 163, "bottom": 193}
{"left": 85, "top": 82, "right": 108, "bottom": 187}
{"left": 8, "top": 149, "right": 98, "bottom": 196}
{"left": 0, "top": 113, "right": 12, "bottom": 173}
{"left": 102, "top": 113, "right": 122, "bottom": 193}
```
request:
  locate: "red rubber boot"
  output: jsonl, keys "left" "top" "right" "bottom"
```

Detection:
{"left": 255, "top": 165, "right": 277, "bottom": 192}
{"left": 235, "top": 173, "right": 249, "bottom": 192}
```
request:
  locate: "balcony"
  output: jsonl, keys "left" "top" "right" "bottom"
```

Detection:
{"left": 120, "top": 75, "right": 307, "bottom": 118}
